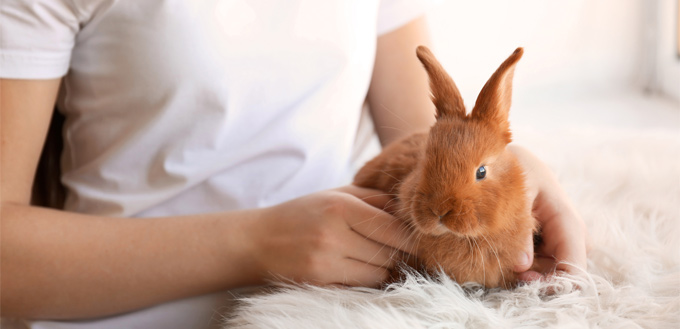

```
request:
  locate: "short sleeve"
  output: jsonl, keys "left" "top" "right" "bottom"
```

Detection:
{"left": 0, "top": 0, "right": 80, "bottom": 79}
{"left": 376, "top": 0, "right": 431, "bottom": 35}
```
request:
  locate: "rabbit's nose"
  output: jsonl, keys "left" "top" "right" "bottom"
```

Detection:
{"left": 430, "top": 207, "right": 452, "bottom": 221}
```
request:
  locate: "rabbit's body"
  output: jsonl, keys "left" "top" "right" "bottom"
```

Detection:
{"left": 354, "top": 133, "right": 534, "bottom": 288}
{"left": 354, "top": 46, "right": 537, "bottom": 288}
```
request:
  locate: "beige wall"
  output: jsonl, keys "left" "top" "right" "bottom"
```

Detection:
{"left": 655, "top": 0, "right": 680, "bottom": 101}
{"left": 425, "top": 0, "right": 652, "bottom": 104}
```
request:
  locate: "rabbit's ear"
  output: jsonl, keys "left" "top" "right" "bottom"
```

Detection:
{"left": 471, "top": 48, "right": 523, "bottom": 140}
{"left": 416, "top": 46, "right": 466, "bottom": 119}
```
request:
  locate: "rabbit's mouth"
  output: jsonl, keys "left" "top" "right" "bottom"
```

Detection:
{"left": 440, "top": 212, "right": 483, "bottom": 237}
{"left": 416, "top": 220, "right": 450, "bottom": 236}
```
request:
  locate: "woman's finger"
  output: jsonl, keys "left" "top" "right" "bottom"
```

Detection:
{"left": 342, "top": 229, "right": 400, "bottom": 269}
{"left": 517, "top": 270, "right": 543, "bottom": 282}
{"left": 536, "top": 202, "right": 588, "bottom": 274}
{"left": 533, "top": 254, "right": 558, "bottom": 273}
{"left": 513, "top": 229, "right": 535, "bottom": 273}
{"left": 337, "top": 185, "right": 394, "bottom": 210}
{"left": 516, "top": 254, "right": 556, "bottom": 282}
{"left": 341, "top": 195, "right": 417, "bottom": 255}
{"left": 332, "top": 259, "right": 391, "bottom": 288}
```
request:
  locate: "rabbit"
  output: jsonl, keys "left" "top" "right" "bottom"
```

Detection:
{"left": 354, "top": 46, "right": 537, "bottom": 289}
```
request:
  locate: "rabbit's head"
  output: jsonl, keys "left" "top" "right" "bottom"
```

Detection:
{"left": 399, "top": 46, "right": 528, "bottom": 238}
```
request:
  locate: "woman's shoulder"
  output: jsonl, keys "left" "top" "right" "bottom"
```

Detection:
{"left": 0, "top": 0, "right": 115, "bottom": 79}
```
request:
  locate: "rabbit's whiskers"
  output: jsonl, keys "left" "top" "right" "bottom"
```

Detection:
{"left": 481, "top": 234, "right": 505, "bottom": 286}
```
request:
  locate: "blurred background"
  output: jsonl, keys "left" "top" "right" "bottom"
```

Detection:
{"left": 425, "top": 0, "right": 679, "bottom": 132}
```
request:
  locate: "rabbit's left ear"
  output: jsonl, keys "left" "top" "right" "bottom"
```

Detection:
{"left": 471, "top": 48, "right": 523, "bottom": 141}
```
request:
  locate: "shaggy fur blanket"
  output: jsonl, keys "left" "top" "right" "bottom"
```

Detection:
{"left": 223, "top": 128, "right": 680, "bottom": 329}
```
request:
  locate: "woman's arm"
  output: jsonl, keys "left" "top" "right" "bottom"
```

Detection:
{"left": 1, "top": 79, "right": 415, "bottom": 319}
{"left": 367, "top": 16, "right": 436, "bottom": 146}
{"left": 0, "top": 79, "right": 260, "bottom": 318}
{"left": 1, "top": 202, "right": 260, "bottom": 319}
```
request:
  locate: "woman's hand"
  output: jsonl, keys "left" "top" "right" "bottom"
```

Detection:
{"left": 508, "top": 145, "right": 589, "bottom": 281}
{"left": 244, "top": 185, "right": 416, "bottom": 288}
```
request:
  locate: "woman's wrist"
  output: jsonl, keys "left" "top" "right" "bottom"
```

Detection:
{"left": 208, "top": 208, "right": 269, "bottom": 288}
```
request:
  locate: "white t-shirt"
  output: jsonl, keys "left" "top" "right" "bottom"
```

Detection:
{"left": 1, "top": 0, "right": 426, "bottom": 327}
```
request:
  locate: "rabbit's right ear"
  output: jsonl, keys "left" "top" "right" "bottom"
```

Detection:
{"left": 470, "top": 48, "right": 523, "bottom": 140}
{"left": 416, "top": 46, "right": 466, "bottom": 119}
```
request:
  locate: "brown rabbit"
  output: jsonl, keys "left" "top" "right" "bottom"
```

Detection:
{"left": 354, "top": 46, "right": 536, "bottom": 289}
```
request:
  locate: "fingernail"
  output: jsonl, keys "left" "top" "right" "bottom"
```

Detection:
{"left": 517, "top": 252, "right": 530, "bottom": 266}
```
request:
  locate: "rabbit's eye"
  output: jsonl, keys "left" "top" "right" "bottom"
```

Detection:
{"left": 476, "top": 166, "right": 487, "bottom": 180}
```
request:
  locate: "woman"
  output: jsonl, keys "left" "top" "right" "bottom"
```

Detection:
{"left": 0, "top": 0, "right": 587, "bottom": 328}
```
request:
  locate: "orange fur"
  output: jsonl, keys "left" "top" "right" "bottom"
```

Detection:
{"left": 354, "top": 46, "right": 536, "bottom": 288}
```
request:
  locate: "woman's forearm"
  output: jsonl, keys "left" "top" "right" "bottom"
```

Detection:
{"left": 0, "top": 203, "right": 261, "bottom": 320}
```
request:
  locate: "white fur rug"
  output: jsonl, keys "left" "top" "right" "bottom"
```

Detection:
{"left": 223, "top": 127, "right": 680, "bottom": 329}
